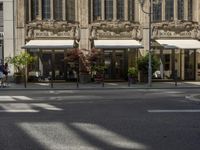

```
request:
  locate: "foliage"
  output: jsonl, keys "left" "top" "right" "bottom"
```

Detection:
{"left": 128, "top": 67, "right": 138, "bottom": 78}
{"left": 92, "top": 65, "right": 106, "bottom": 74}
{"left": 7, "top": 51, "right": 36, "bottom": 73}
{"left": 137, "top": 54, "right": 160, "bottom": 74}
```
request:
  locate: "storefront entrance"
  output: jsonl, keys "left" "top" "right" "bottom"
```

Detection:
{"left": 184, "top": 49, "right": 196, "bottom": 80}
{"left": 104, "top": 50, "right": 127, "bottom": 80}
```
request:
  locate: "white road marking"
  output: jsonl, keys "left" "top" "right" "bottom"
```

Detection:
{"left": 148, "top": 109, "right": 200, "bottom": 113}
{"left": 0, "top": 109, "right": 39, "bottom": 113}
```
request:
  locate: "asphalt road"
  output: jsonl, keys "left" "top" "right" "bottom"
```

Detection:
{"left": 0, "top": 89, "right": 200, "bottom": 150}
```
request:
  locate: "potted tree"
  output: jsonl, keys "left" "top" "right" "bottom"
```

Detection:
{"left": 128, "top": 67, "right": 138, "bottom": 84}
{"left": 137, "top": 54, "right": 160, "bottom": 83}
{"left": 8, "top": 51, "right": 35, "bottom": 85}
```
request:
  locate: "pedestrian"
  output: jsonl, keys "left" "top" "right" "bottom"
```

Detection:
{"left": 0, "top": 63, "right": 6, "bottom": 87}
{"left": 3, "top": 63, "right": 9, "bottom": 86}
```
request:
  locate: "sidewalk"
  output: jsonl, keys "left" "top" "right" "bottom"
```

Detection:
{"left": 1, "top": 81, "right": 200, "bottom": 90}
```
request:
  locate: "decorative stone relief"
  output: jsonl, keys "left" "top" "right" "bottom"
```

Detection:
{"left": 152, "top": 21, "right": 200, "bottom": 39}
{"left": 90, "top": 21, "right": 142, "bottom": 40}
{"left": 25, "top": 21, "right": 80, "bottom": 40}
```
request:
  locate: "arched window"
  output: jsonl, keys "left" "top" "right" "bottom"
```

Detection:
{"left": 31, "top": 0, "right": 38, "bottom": 20}
{"left": 165, "top": 0, "right": 174, "bottom": 20}
{"left": 105, "top": 0, "right": 113, "bottom": 20}
{"left": 178, "top": 0, "right": 184, "bottom": 20}
{"left": 128, "top": 0, "right": 134, "bottom": 21}
{"left": 117, "top": 0, "right": 124, "bottom": 20}
{"left": 93, "top": 0, "right": 101, "bottom": 20}
{"left": 188, "top": 0, "right": 193, "bottom": 20}
{"left": 42, "top": 0, "right": 50, "bottom": 20}
{"left": 54, "top": 0, "right": 63, "bottom": 20}
{"left": 153, "top": 2, "right": 162, "bottom": 21}
{"left": 66, "top": 0, "right": 75, "bottom": 21}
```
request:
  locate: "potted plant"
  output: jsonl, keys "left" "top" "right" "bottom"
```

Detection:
{"left": 137, "top": 54, "right": 160, "bottom": 83}
{"left": 92, "top": 65, "right": 106, "bottom": 83}
{"left": 8, "top": 51, "right": 35, "bottom": 85}
{"left": 128, "top": 67, "right": 138, "bottom": 84}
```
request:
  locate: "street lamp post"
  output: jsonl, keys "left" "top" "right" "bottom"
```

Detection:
{"left": 138, "top": 0, "right": 161, "bottom": 87}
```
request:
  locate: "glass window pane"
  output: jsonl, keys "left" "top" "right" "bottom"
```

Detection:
{"left": 153, "top": 3, "right": 162, "bottom": 21}
{"left": 128, "top": 0, "right": 134, "bottom": 21}
{"left": 93, "top": 0, "right": 101, "bottom": 20}
{"left": 178, "top": 0, "right": 184, "bottom": 20}
{"left": 54, "top": 0, "right": 63, "bottom": 20}
{"left": 42, "top": 0, "right": 51, "bottom": 20}
{"left": 105, "top": 0, "right": 113, "bottom": 20}
{"left": 117, "top": 0, "right": 124, "bottom": 20}
{"left": 188, "top": 0, "right": 193, "bottom": 20}
{"left": 66, "top": 0, "right": 75, "bottom": 21}
{"left": 31, "top": 0, "right": 39, "bottom": 20}
{"left": 165, "top": 0, "right": 174, "bottom": 20}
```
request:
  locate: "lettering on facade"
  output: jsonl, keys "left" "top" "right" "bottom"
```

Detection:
{"left": 26, "top": 21, "right": 80, "bottom": 40}
{"left": 90, "top": 21, "right": 142, "bottom": 40}
{"left": 152, "top": 21, "right": 200, "bottom": 39}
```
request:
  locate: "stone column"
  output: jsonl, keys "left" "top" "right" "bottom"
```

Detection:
{"left": 50, "top": 0, "right": 54, "bottom": 20}
{"left": 38, "top": 0, "right": 42, "bottom": 20}
{"left": 17, "top": 0, "right": 25, "bottom": 28}
{"left": 162, "top": 0, "right": 166, "bottom": 21}
{"left": 90, "top": 0, "right": 93, "bottom": 22}
{"left": 134, "top": 0, "right": 139, "bottom": 22}
{"left": 124, "top": 0, "right": 128, "bottom": 21}
{"left": 101, "top": 0, "right": 105, "bottom": 20}
{"left": 62, "top": 0, "right": 66, "bottom": 20}
{"left": 174, "top": 0, "right": 178, "bottom": 20}
{"left": 28, "top": 0, "right": 31, "bottom": 21}
{"left": 75, "top": 0, "right": 79, "bottom": 21}
{"left": 184, "top": 0, "right": 189, "bottom": 20}
{"left": 113, "top": 0, "right": 117, "bottom": 20}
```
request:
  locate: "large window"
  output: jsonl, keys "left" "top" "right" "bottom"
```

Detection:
{"left": 165, "top": 0, "right": 174, "bottom": 20}
{"left": 93, "top": 0, "right": 101, "bottom": 20}
{"left": 42, "top": 0, "right": 50, "bottom": 20}
{"left": 66, "top": 0, "right": 75, "bottom": 21}
{"left": 31, "top": 0, "right": 39, "bottom": 20}
{"left": 178, "top": 0, "right": 184, "bottom": 20}
{"left": 188, "top": 0, "right": 193, "bottom": 20}
{"left": 105, "top": 0, "right": 113, "bottom": 20}
{"left": 117, "top": 0, "right": 124, "bottom": 20}
{"left": 128, "top": 0, "right": 134, "bottom": 21}
{"left": 54, "top": 0, "right": 63, "bottom": 20}
{"left": 153, "top": 2, "right": 162, "bottom": 21}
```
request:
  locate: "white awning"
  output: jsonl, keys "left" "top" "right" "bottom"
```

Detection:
{"left": 22, "top": 40, "right": 75, "bottom": 49}
{"left": 94, "top": 40, "right": 143, "bottom": 49}
{"left": 156, "top": 39, "right": 200, "bottom": 49}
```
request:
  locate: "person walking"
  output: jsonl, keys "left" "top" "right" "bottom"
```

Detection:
{"left": 0, "top": 63, "right": 6, "bottom": 87}
{"left": 3, "top": 63, "right": 9, "bottom": 86}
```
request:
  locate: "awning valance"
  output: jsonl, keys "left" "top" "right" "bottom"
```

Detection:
{"left": 156, "top": 39, "right": 200, "bottom": 49}
{"left": 94, "top": 40, "right": 143, "bottom": 49}
{"left": 22, "top": 40, "right": 75, "bottom": 49}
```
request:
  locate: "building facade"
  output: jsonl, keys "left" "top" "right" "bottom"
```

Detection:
{"left": 3, "top": 0, "right": 200, "bottom": 82}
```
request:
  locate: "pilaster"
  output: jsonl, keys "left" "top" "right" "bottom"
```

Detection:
{"left": 113, "top": 0, "right": 117, "bottom": 21}
{"left": 28, "top": 0, "right": 31, "bottom": 21}
{"left": 38, "top": 0, "right": 42, "bottom": 20}
{"left": 50, "top": 0, "right": 54, "bottom": 20}
{"left": 124, "top": 0, "right": 128, "bottom": 21}
{"left": 184, "top": 0, "right": 188, "bottom": 20}
{"left": 162, "top": 0, "right": 165, "bottom": 21}
{"left": 62, "top": 0, "right": 66, "bottom": 20}
{"left": 174, "top": 0, "right": 178, "bottom": 20}
{"left": 101, "top": 0, "right": 105, "bottom": 20}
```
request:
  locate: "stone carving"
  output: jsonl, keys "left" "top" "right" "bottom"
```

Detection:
{"left": 25, "top": 21, "right": 80, "bottom": 40}
{"left": 90, "top": 21, "right": 142, "bottom": 40}
{"left": 152, "top": 21, "right": 200, "bottom": 39}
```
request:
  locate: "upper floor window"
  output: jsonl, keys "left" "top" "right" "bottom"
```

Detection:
{"left": 117, "top": 0, "right": 124, "bottom": 20}
{"left": 153, "top": 2, "right": 162, "bottom": 21}
{"left": 165, "top": 0, "right": 174, "bottom": 20}
{"left": 178, "top": 0, "right": 184, "bottom": 20}
{"left": 42, "top": 0, "right": 50, "bottom": 20}
{"left": 128, "top": 0, "right": 134, "bottom": 21}
{"left": 105, "top": 0, "right": 113, "bottom": 20}
{"left": 31, "top": 0, "right": 39, "bottom": 20}
{"left": 188, "top": 0, "right": 193, "bottom": 20}
{"left": 54, "top": 0, "right": 63, "bottom": 20}
{"left": 66, "top": 0, "right": 75, "bottom": 21}
{"left": 93, "top": 0, "right": 101, "bottom": 20}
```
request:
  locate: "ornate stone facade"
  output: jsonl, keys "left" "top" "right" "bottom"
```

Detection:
{"left": 152, "top": 21, "right": 200, "bottom": 39}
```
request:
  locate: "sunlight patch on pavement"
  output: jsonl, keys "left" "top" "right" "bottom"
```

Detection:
{"left": 106, "top": 83, "right": 118, "bottom": 86}
{"left": 0, "top": 103, "right": 63, "bottom": 113}
{"left": 0, "top": 96, "right": 33, "bottom": 101}
{"left": 72, "top": 123, "right": 148, "bottom": 150}
{"left": 18, "top": 122, "right": 98, "bottom": 150}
